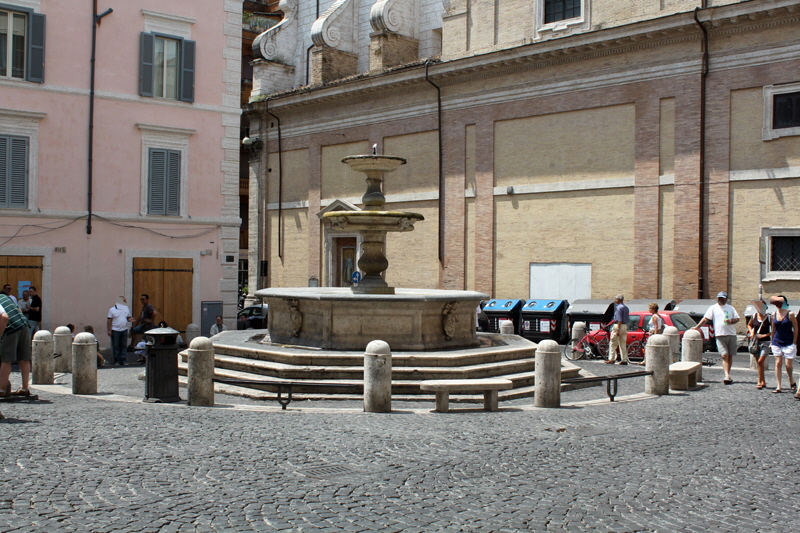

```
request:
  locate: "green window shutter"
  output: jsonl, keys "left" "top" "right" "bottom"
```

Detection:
{"left": 179, "top": 39, "right": 195, "bottom": 103}
{"left": 166, "top": 150, "right": 181, "bottom": 215}
{"left": 27, "top": 13, "right": 45, "bottom": 83}
{"left": 148, "top": 148, "right": 166, "bottom": 214}
{"left": 9, "top": 137, "right": 27, "bottom": 208}
{"left": 140, "top": 32, "right": 155, "bottom": 97}
{"left": 0, "top": 136, "right": 28, "bottom": 209}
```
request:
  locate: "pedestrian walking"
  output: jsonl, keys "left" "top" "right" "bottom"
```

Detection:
{"left": 107, "top": 296, "right": 132, "bottom": 366}
{"left": 747, "top": 299, "right": 771, "bottom": 390}
{"left": 693, "top": 291, "right": 740, "bottom": 384}
{"left": 27, "top": 286, "right": 42, "bottom": 333}
{"left": 605, "top": 294, "right": 630, "bottom": 365}
{"left": 768, "top": 295, "right": 797, "bottom": 394}
{"left": 636, "top": 302, "right": 663, "bottom": 366}
{"left": 0, "top": 293, "right": 31, "bottom": 397}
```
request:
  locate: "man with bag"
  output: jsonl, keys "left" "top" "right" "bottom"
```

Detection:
{"left": 693, "top": 291, "right": 740, "bottom": 385}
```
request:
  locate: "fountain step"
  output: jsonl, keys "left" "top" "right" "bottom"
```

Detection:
{"left": 180, "top": 351, "right": 537, "bottom": 382}
{"left": 211, "top": 335, "right": 535, "bottom": 368}
{"left": 176, "top": 360, "right": 585, "bottom": 399}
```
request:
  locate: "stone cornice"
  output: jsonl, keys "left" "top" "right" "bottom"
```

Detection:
{"left": 248, "top": 0, "right": 800, "bottom": 114}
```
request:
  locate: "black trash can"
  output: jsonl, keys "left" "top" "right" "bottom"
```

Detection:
{"left": 565, "top": 300, "right": 615, "bottom": 333}
{"left": 520, "top": 299, "right": 569, "bottom": 344}
{"left": 482, "top": 299, "right": 523, "bottom": 334}
{"left": 143, "top": 327, "right": 182, "bottom": 403}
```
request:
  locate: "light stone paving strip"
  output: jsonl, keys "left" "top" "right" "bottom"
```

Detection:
{"left": 1, "top": 356, "right": 799, "bottom": 533}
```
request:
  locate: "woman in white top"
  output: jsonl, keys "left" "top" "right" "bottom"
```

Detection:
{"left": 638, "top": 303, "right": 664, "bottom": 366}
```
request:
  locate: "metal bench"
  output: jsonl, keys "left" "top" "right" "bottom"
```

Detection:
{"left": 213, "top": 378, "right": 358, "bottom": 410}
{"left": 561, "top": 370, "right": 653, "bottom": 401}
{"left": 419, "top": 378, "right": 513, "bottom": 412}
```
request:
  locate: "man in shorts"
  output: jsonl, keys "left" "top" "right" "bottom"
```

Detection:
{"left": 693, "top": 291, "right": 740, "bottom": 384}
{"left": 0, "top": 292, "right": 32, "bottom": 397}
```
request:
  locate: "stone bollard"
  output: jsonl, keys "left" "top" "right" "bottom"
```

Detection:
{"left": 571, "top": 321, "right": 586, "bottom": 342}
{"left": 645, "top": 334, "right": 670, "bottom": 395}
{"left": 32, "top": 330, "right": 54, "bottom": 385}
{"left": 363, "top": 340, "right": 392, "bottom": 413}
{"left": 534, "top": 340, "right": 561, "bottom": 408}
{"left": 663, "top": 326, "right": 680, "bottom": 363}
{"left": 499, "top": 320, "right": 514, "bottom": 335}
{"left": 187, "top": 336, "right": 215, "bottom": 407}
{"left": 72, "top": 332, "right": 98, "bottom": 395}
{"left": 681, "top": 329, "right": 704, "bottom": 383}
{"left": 53, "top": 325, "right": 73, "bottom": 373}
{"left": 185, "top": 323, "right": 200, "bottom": 346}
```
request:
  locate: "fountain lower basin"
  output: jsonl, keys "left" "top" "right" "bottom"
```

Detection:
{"left": 258, "top": 287, "right": 488, "bottom": 351}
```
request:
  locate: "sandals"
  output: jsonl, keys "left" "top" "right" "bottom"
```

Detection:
{"left": 10, "top": 388, "right": 30, "bottom": 397}
{"left": 757, "top": 384, "right": 766, "bottom": 390}
{"left": 723, "top": 378, "right": 733, "bottom": 385}
{"left": 773, "top": 389, "right": 782, "bottom": 394}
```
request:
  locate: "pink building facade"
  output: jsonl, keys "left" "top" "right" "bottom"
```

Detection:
{"left": 0, "top": 0, "right": 242, "bottom": 340}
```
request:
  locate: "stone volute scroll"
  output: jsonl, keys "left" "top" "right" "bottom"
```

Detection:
{"left": 251, "top": 0, "right": 298, "bottom": 96}
{"left": 370, "top": 0, "right": 417, "bottom": 37}
{"left": 252, "top": 0, "right": 298, "bottom": 62}
{"left": 311, "top": 0, "right": 357, "bottom": 53}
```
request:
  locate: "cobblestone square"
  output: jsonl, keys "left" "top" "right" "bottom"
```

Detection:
{"left": 1, "top": 353, "right": 799, "bottom": 532}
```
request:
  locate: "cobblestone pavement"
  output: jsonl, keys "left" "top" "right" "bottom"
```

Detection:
{"left": 1, "top": 352, "right": 799, "bottom": 533}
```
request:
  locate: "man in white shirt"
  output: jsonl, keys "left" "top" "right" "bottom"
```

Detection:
{"left": 693, "top": 291, "right": 740, "bottom": 385}
{"left": 107, "top": 297, "right": 132, "bottom": 366}
{"left": 210, "top": 315, "right": 227, "bottom": 336}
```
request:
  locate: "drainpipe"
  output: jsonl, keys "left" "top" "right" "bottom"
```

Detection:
{"left": 264, "top": 98, "right": 284, "bottom": 260}
{"left": 693, "top": 7, "right": 708, "bottom": 298}
{"left": 87, "top": 2, "right": 113, "bottom": 234}
{"left": 424, "top": 60, "right": 444, "bottom": 264}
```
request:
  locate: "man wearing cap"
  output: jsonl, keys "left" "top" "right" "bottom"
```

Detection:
{"left": 693, "top": 291, "right": 740, "bottom": 384}
{"left": 605, "top": 294, "right": 630, "bottom": 365}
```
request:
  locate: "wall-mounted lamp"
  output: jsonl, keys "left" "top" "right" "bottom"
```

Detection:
{"left": 242, "top": 136, "right": 263, "bottom": 159}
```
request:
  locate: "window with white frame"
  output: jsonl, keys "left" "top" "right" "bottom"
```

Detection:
{"left": 137, "top": 123, "right": 193, "bottom": 217}
{"left": 761, "top": 228, "right": 800, "bottom": 280}
{"left": 0, "top": 5, "right": 45, "bottom": 82}
{"left": 762, "top": 83, "right": 800, "bottom": 140}
{"left": 535, "top": 0, "right": 589, "bottom": 39}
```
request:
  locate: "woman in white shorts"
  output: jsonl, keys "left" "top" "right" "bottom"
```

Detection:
{"left": 769, "top": 295, "right": 797, "bottom": 393}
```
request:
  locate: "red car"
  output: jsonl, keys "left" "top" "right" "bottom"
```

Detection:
{"left": 571, "top": 311, "right": 698, "bottom": 359}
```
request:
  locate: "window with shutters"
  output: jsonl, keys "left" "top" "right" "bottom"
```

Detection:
{"left": 140, "top": 32, "right": 195, "bottom": 103}
{"left": 0, "top": 6, "right": 45, "bottom": 82}
{"left": 0, "top": 135, "right": 28, "bottom": 209}
{"left": 148, "top": 148, "right": 181, "bottom": 216}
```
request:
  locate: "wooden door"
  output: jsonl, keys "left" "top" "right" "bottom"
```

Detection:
{"left": 132, "top": 257, "right": 193, "bottom": 332}
{"left": 0, "top": 256, "right": 43, "bottom": 298}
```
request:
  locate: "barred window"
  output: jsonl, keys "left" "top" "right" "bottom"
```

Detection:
{"left": 771, "top": 236, "right": 800, "bottom": 271}
{"left": 773, "top": 92, "right": 800, "bottom": 130}
{"left": 544, "top": 0, "right": 581, "bottom": 24}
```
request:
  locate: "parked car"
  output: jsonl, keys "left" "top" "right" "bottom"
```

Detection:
{"left": 237, "top": 304, "right": 268, "bottom": 329}
{"left": 579, "top": 311, "right": 700, "bottom": 356}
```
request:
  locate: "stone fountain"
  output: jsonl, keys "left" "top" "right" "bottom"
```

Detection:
{"left": 257, "top": 152, "right": 488, "bottom": 351}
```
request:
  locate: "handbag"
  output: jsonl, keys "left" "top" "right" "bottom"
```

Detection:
{"left": 749, "top": 317, "right": 766, "bottom": 355}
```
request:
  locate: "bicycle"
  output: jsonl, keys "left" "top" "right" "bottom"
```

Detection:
{"left": 563, "top": 325, "right": 611, "bottom": 360}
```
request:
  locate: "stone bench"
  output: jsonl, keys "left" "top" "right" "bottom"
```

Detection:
{"left": 419, "top": 379, "right": 513, "bottom": 412}
{"left": 669, "top": 361, "right": 702, "bottom": 390}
